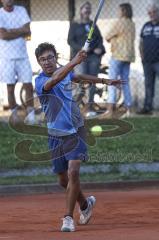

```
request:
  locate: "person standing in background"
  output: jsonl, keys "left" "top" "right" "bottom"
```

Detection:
{"left": 0, "top": 0, "right": 34, "bottom": 123}
{"left": 138, "top": 3, "right": 159, "bottom": 114}
{"left": 99, "top": 3, "right": 135, "bottom": 119}
{"left": 67, "top": 1, "right": 105, "bottom": 117}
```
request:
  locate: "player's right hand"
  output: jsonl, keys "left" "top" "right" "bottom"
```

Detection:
{"left": 72, "top": 50, "right": 87, "bottom": 65}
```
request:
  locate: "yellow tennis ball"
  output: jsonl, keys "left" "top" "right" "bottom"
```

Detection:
{"left": 90, "top": 125, "right": 102, "bottom": 136}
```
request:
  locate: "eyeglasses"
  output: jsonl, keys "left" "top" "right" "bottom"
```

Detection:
{"left": 39, "top": 55, "right": 55, "bottom": 64}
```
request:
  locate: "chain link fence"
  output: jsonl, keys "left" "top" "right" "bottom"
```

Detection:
{"left": 0, "top": 0, "right": 159, "bottom": 110}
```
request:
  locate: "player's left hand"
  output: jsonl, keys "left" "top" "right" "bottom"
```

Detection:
{"left": 72, "top": 50, "right": 87, "bottom": 65}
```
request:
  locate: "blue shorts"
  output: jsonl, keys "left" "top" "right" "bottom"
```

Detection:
{"left": 48, "top": 126, "right": 88, "bottom": 174}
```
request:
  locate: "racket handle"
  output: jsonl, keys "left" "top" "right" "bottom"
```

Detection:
{"left": 83, "top": 40, "right": 91, "bottom": 52}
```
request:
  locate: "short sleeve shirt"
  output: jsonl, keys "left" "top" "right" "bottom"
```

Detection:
{"left": 35, "top": 71, "right": 84, "bottom": 136}
{"left": 140, "top": 21, "right": 159, "bottom": 63}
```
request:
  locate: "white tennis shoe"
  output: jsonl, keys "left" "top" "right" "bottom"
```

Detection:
{"left": 61, "top": 216, "right": 75, "bottom": 232}
{"left": 79, "top": 196, "right": 96, "bottom": 225}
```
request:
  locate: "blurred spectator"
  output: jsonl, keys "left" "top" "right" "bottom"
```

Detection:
{"left": 100, "top": 3, "right": 135, "bottom": 119}
{"left": 0, "top": 0, "right": 34, "bottom": 122}
{"left": 67, "top": 1, "right": 105, "bottom": 116}
{"left": 138, "top": 3, "right": 159, "bottom": 114}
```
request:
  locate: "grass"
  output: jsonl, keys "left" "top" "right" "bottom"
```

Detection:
{"left": 88, "top": 117, "right": 159, "bottom": 164}
{"left": 0, "top": 117, "right": 159, "bottom": 170}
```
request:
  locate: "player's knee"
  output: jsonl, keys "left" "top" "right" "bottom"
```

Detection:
{"left": 68, "top": 169, "right": 80, "bottom": 182}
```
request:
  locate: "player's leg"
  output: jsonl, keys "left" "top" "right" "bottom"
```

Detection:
{"left": 61, "top": 159, "right": 95, "bottom": 232}
{"left": 60, "top": 160, "right": 80, "bottom": 232}
{"left": 57, "top": 167, "right": 96, "bottom": 231}
{"left": 65, "top": 160, "right": 81, "bottom": 217}
{"left": 60, "top": 126, "right": 96, "bottom": 231}
{"left": 58, "top": 171, "right": 89, "bottom": 211}
{"left": 48, "top": 135, "right": 75, "bottom": 232}
{"left": 67, "top": 162, "right": 96, "bottom": 226}
{"left": 58, "top": 171, "right": 68, "bottom": 188}
{"left": 75, "top": 126, "right": 96, "bottom": 224}
{"left": 66, "top": 160, "right": 95, "bottom": 217}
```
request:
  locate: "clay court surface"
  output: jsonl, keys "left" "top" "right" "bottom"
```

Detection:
{"left": 0, "top": 189, "right": 159, "bottom": 240}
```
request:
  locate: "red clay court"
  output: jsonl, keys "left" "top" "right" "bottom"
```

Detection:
{"left": 0, "top": 189, "right": 159, "bottom": 240}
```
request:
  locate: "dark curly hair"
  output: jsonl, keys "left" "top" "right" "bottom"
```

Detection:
{"left": 35, "top": 42, "right": 57, "bottom": 59}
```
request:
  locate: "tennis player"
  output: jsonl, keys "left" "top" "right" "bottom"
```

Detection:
{"left": 35, "top": 42, "right": 121, "bottom": 232}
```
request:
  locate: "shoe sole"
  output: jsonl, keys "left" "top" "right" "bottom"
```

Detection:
{"left": 61, "top": 227, "right": 75, "bottom": 232}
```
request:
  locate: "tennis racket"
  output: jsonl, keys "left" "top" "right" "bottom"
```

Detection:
{"left": 83, "top": 0, "right": 105, "bottom": 51}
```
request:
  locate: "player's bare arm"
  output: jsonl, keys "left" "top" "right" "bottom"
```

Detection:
{"left": 73, "top": 74, "right": 123, "bottom": 86}
{"left": 0, "top": 23, "right": 31, "bottom": 40}
{"left": 43, "top": 50, "right": 87, "bottom": 91}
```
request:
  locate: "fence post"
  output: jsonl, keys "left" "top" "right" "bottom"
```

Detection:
{"left": 68, "top": 0, "right": 75, "bottom": 22}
